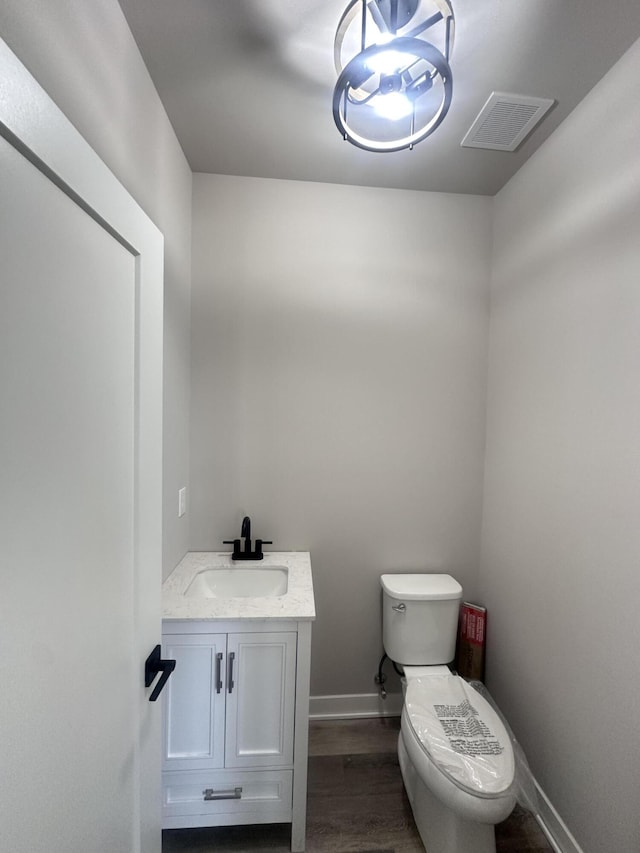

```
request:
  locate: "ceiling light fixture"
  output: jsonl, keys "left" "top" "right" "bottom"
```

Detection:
{"left": 333, "top": 0, "right": 454, "bottom": 152}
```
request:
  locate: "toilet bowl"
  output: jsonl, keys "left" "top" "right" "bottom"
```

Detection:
{"left": 381, "top": 574, "right": 517, "bottom": 853}
{"left": 400, "top": 667, "right": 516, "bottom": 853}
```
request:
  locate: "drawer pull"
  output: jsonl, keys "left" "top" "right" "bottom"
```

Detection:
{"left": 203, "top": 786, "right": 242, "bottom": 801}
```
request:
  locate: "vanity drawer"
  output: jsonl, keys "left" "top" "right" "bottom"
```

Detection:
{"left": 162, "top": 769, "right": 293, "bottom": 826}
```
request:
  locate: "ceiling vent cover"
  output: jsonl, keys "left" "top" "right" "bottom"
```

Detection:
{"left": 461, "top": 92, "right": 554, "bottom": 151}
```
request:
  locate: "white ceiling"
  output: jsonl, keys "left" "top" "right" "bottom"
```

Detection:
{"left": 118, "top": 0, "right": 640, "bottom": 196}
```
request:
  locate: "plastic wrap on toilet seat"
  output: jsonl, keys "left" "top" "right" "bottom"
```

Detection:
{"left": 467, "top": 680, "right": 540, "bottom": 815}
{"left": 405, "top": 675, "right": 515, "bottom": 797}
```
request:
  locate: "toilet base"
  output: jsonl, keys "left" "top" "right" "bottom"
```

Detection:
{"left": 398, "top": 734, "right": 497, "bottom": 853}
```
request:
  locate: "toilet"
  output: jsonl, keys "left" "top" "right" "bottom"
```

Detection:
{"left": 381, "top": 574, "right": 516, "bottom": 853}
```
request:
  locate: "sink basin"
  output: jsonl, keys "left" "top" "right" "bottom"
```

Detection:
{"left": 185, "top": 566, "right": 289, "bottom": 599}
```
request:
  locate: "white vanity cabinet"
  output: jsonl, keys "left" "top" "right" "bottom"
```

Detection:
{"left": 162, "top": 629, "right": 296, "bottom": 771}
{"left": 161, "top": 619, "right": 312, "bottom": 851}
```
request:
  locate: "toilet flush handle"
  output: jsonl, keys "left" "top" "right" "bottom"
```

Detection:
{"left": 392, "top": 602, "right": 406, "bottom": 613}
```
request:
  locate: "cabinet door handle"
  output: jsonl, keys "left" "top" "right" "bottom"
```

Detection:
{"left": 215, "top": 652, "right": 223, "bottom": 694}
{"left": 144, "top": 645, "right": 176, "bottom": 702}
{"left": 227, "top": 651, "right": 235, "bottom": 694}
{"left": 203, "top": 786, "right": 242, "bottom": 801}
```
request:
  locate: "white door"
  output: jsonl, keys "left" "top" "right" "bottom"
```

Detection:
{"left": 0, "top": 38, "right": 163, "bottom": 853}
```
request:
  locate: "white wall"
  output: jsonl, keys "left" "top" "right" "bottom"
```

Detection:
{"left": 191, "top": 174, "right": 492, "bottom": 695}
{"left": 480, "top": 37, "right": 640, "bottom": 853}
{"left": 0, "top": 0, "right": 192, "bottom": 576}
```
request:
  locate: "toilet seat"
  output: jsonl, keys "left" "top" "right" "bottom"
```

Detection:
{"left": 403, "top": 674, "right": 515, "bottom": 799}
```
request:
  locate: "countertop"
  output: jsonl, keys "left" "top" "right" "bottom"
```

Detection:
{"left": 162, "top": 551, "right": 316, "bottom": 621}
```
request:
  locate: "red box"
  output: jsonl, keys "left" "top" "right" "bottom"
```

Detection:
{"left": 455, "top": 602, "right": 487, "bottom": 681}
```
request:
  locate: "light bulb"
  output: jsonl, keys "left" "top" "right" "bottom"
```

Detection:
{"left": 366, "top": 47, "right": 408, "bottom": 75}
{"left": 373, "top": 92, "right": 413, "bottom": 120}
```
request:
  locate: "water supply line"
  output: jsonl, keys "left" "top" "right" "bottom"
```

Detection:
{"left": 375, "top": 653, "right": 388, "bottom": 699}
{"left": 375, "top": 653, "right": 404, "bottom": 699}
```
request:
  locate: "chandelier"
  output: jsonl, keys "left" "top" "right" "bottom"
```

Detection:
{"left": 332, "top": 0, "right": 454, "bottom": 152}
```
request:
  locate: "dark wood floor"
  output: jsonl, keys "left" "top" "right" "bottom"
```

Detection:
{"left": 163, "top": 717, "right": 553, "bottom": 853}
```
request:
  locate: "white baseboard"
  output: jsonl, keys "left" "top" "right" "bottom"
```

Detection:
{"left": 309, "top": 691, "right": 403, "bottom": 719}
{"left": 308, "top": 693, "right": 584, "bottom": 853}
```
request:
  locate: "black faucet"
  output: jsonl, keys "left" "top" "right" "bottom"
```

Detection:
{"left": 241, "top": 515, "right": 251, "bottom": 543}
{"left": 223, "top": 516, "right": 272, "bottom": 560}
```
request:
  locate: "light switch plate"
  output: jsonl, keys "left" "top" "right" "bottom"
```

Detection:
{"left": 178, "top": 487, "right": 187, "bottom": 518}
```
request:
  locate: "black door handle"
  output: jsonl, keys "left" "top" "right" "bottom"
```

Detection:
{"left": 144, "top": 645, "right": 176, "bottom": 702}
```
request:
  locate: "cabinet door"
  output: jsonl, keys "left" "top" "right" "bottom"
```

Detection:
{"left": 163, "top": 634, "right": 227, "bottom": 771}
{"left": 225, "top": 632, "right": 297, "bottom": 769}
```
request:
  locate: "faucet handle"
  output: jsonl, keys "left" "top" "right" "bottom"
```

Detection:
{"left": 223, "top": 538, "right": 241, "bottom": 557}
{"left": 254, "top": 539, "right": 273, "bottom": 558}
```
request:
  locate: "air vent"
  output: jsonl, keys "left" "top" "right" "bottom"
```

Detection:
{"left": 461, "top": 92, "right": 555, "bottom": 151}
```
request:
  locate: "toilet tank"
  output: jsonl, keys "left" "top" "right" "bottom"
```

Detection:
{"left": 381, "top": 574, "right": 463, "bottom": 665}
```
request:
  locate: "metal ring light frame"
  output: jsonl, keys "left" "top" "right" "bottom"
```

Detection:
{"left": 334, "top": 0, "right": 455, "bottom": 81}
{"left": 333, "top": 36, "right": 453, "bottom": 152}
